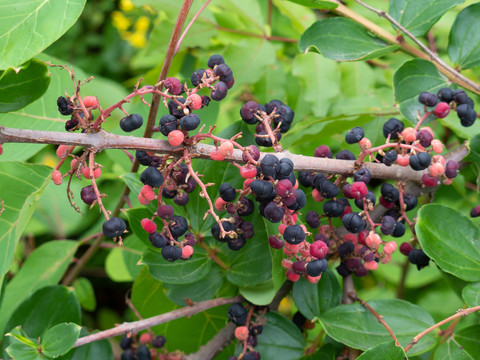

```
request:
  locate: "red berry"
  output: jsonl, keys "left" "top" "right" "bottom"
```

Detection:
{"left": 141, "top": 218, "right": 157, "bottom": 233}
{"left": 168, "top": 130, "right": 184, "bottom": 146}
{"left": 139, "top": 333, "right": 153, "bottom": 344}
{"left": 210, "top": 148, "right": 225, "bottom": 161}
{"left": 56, "top": 145, "right": 71, "bottom": 159}
{"left": 434, "top": 102, "right": 450, "bottom": 118}
{"left": 286, "top": 269, "right": 300, "bottom": 282}
{"left": 239, "top": 164, "right": 257, "bottom": 178}
{"left": 310, "top": 240, "right": 328, "bottom": 259}
{"left": 383, "top": 241, "right": 397, "bottom": 255}
{"left": 399, "top": 242, "right": 413, "bottom": 256}
{"left": 181, "top": 245, "right": 194, "bottom": 259}
{"left": 138, "top": 193, "right": 151, "bottom": 205}
{"left": 83, "top": 96, "right": 98, "bottom": 108}
{"left": 350, "top": 182, "right": 368, "bottom": 199}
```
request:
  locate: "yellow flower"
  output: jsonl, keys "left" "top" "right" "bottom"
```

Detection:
{"left": 127, "top": 32, "right": 147, "bottom": 48}
{"left": 111, "top": 11, "right": 131, "bottom": 31}
{"left": 120, "top": 0, "right": 135, "bottom": 12}
{"left": 135, "top": 16, "right": 150, "bottom": 32}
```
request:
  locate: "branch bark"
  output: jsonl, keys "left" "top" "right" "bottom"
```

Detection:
{"left": 0, "top": 125, "right": 458, "bottom": 183}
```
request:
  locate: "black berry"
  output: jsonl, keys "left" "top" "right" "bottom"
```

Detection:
{"left": 102, "top": 217, "right": 126, "bottom": 238}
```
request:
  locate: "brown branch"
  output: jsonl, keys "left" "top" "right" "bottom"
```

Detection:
{"left": 404, "top": 306, "right": 480, "bottom": 353}
{"left": 349, "top": 293, "right": 400, "bottom": 346}
{"left": 0, "top": 125, "right": 453, "bottom": 183}
{"left": 352, "top": 0, "right": 480, "bottom": 94}
{"left": 73, "top": 295, "right": 242, "bottom": 348}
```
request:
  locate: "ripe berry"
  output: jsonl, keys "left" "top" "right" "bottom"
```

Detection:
{"left": 409, "top": 152, "right": 431, "bottom": 171}
{"left": 168, "top": 97, "right": 187, "bottom": 118}
{"left": 80, "top": 185, "right": 96, "bottom": 205}
{"left": 168, "top": 130, "right": 185, "bottom": 146}
{"left": 383, "top": 150, "right": 398, "bottom": 166}
{"left": 191, "top": 69, "right": 206, "bottom": 87}
{"left": 283, "top": 225, "right": 305, "bottom": 245}
{"left": 228, "top": 303, "right": 247, "bottom": 325}
{"left": 434, "top": 102, "right": 450, "bottom": 118}
{"left": 240, "top": 101, "right": 259, "bottom": 124}
{"left": 162, "top": 245, "right": 182, "bottom": 262}
{"left": 381, "top": 215, "right": 396, "bottom": 235}
{"left": 211, "top": 81, "right": 228, "bottom": 101}
{"left": 317, "top": 180, "right": 339, "bottom": 198}
{"left": 214, "top": 63, "right": 233, "bottom": 82}
{"left": 445, "top": 160, "right": 459, "bottom": 178}
{"left": 102, "top": 217, "right": 126, "bottom": 238}
{"left": 159, "top": 114, "right": 178, "bottom": 136}
{"left": 457, "top": 104, "right": 477, "bottom": 127}
{"left": 336, "top": 149, "right": 356, "bottom": 160}
{"left": 381, "top": 183, "right": 399, "bottom": 202}
{"left": 408, "top": 248, "right": 430, "bottom": 269}
{"left": 169, "top": 215, "right": 188, "bottom": 238}
{"left": 345, "top": 127, "right": 365, "bottom": 144}
{"left": 353, "top": 167, "right": 372, "bottom": 184}
{"left": 263, "top": 202, "right": 285, "bottom": 223}
{"left": 140, "top": 167, "right": 164, "bottom": 187}
{"left": 120, "top": 114, "right": 143, "bottom": 132}
{"left": 149, "top": 232, "right": 168, "bottom": 248}
{"left": 120, "top": 333, "right": 134, "bottom": 350}
{"left": 83, "top": 96, "right": 98, "bottom": 108}
{"left": 52, "top": 170, "right": 63, "bottom": 185}
{"left": 152, "top": 335, "right": 166, "bottom": 348}
{"left": 141, "top": 218, "right": 157, "bottom": 233}
{"left": 238, "top": 197, "right": 254, "bottom": 217}
{"left": 57, "top": 96, "right": 74, "bottom": 115}
{"left": 164, "top": 77, "right": 183, "bottom": 95}
{"left": 392, "top": 221, "right": 406, "bottom": 237}
{"left": 337, "top": 241, "right": 355, "bottom": 257}
{"left": 179, "top": 114, "right": 201, "bottom": 131}
{"left": 323, "top": 200, "right": 345, "bottom": 217}
{"left": 416, "top": 129, "right": 433, "bottom": 147}
{"left": 438, "top": 87, "right": 454, "bottom": 103}
{"left": 383, "top": 118, "right": 404, "bottom": 139}
{"left": 157, "top": 204, "right": 174, "bottom": 219}
{"left": 418, "top": 92, "right": 438, "bottom": 107}
{"left": 306, "top": 258, "right": 328, "bottom": 277}
{"left": 305, "top": 210, "right": 320, "bottom": 228}
{"left": 342, "top": 212, "right": 366, "bottom": 233}
{"left": 208, "top": 54, "right": 225, "bottom": 69}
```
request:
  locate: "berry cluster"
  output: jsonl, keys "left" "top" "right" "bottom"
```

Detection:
{"left": 120, "top": 332, "right": 168, "bottom": 360}
{"left": 240, "top": 99, "right": 294, "bottom": 149}
{"left": 227, "top": 303, "right": 264, "bottom": 360}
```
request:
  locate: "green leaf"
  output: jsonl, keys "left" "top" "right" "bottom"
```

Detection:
{"left": 163, "top": 265, "right": 224, "bottom": 306}
{"left": 357, "top": 341, "right": 406, "bottom": 360}
{"left": 73, "top": 278, "right": 96, "bottom": 312}
{"left": 6, "top": 327, "right": 42, "bottom": 360}
{"left": 298, "top": 18, "right": 396, "bottom": 61}
{"left": 389, "top": 0, "right": 463, "bottom": 37}
{"left": 320, "top": 299, "right": 436, "bottom": 356}
{"left": 239, "top": 279, "right": 276, "bottom": 306}
{"left": 285, "top": 0, "right": 338, "bottom": 9}
{"left": 448, "top": 3, "right": 480, "bottom": 70}
{"left": 292, "top": 269, "right": 341, "bottom": 319}
{"left": 0, "top": 162, "right": 51, "bottom": 292}
{"left": 416, "top": 204, "right": 480, "bottom": 282}
{"left": 131, "top": 268, "right": 229, "bottom": 354}
{"left": 462, "top": 282, "right": 480, "bottom": 307}
{"left": 58, "top": 327, "right": 113, "bottom": 360}
{"left": 466, "top": 134, "right": 480, "bottom": 167}
{"left": 291, "top": 53, "right": 341, "bottom": 117}
{"left": 4, "top": 285, "right": 81, "bottom": 340}
{"left": 104, "top": 246, "right": 143, "bottom": 283}
{"left": 0, "top": 59, "right": 51, "bottom": 112}
{"left": 141, "top": 248, "right": 212, "bottom": 284}
{"left": 41, "top": 323, "right": 81, "bottom": 358}
{"left": 0, "top": 0, "right": 86, "bottom": 69}
{"left": 434, "top": 325, "right": 480, "bottom": 360}
{"left": 255, "top": 312, "right": 306, "bottom": 360}
{"left": 393, "top": 59, "right": 447, "bottom": 123}
{"left": 0, "top": 240, "right": 78, "bottom": 336}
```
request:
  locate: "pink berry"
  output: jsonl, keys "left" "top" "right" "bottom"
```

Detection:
{"left": 219, "top": 141, "right": 234, "bottom": 157}
{"left": 235, "top": 326, "right": 249, "bottom": 341}
{"left": 401, "top": 127, "right": 417, "bottom": 143}
{"left": 422, "top": 174, "right": 438, "bottom": 187}
{"left": 168, "top": 130, "right": 184, "bottom": 147}
{"left": 140, "top": 185, "right": 156, "bottom": 201}
{"left": 306, "top": 275, "right": 322, "bottom": 284}
{"left": 188, "top": 93, "right": 202, "bottom": 110}
{"left": 396, "top": 154, "right": 410, "bottom": 167}
{"left": 210, "top": 148, "right": 225, "bottom": 161}
{"left": 240, "top": 164, "right": 257, "bottom": 178}
{"left": 141, "top": 218, "right": 157, "bottom": 233}
{"left": 364, "top": 261, "right": 378, "bottom": 271}
{"left": 70, "top": 158, "right": 79, "bottom": 171}
{"left": 312, "top": 189, "right": 323, "bottom": 202}
{"left": 181, "top": 245, "right": 194, "bottom": 259}
{"left": 0, "top": 144, "right": 3, "bottom": 155}
{"left": 286, "top": 270, "right": 300, "bottom": 282}
{"left": 83, "top": 96, "right": 98, "bottom": 108}
{"left": 310, "top": 240, "right": 328, "bottom": 259}
{"left": 139, "top": 333, "right": 153, "bottom": 344}
{"left": 299, "top": 242, "right": 310, "bottom": 258}
{"left": 380, "top": 254, "right": 392, "bottom": 264}
{"left": 343, "top": 233, "right": 357, "bottom": 245}
{"left": 278, "top": 223, "right": 286, "bottom": 235}
{"left": 56, "top": 145, "right": 71, "bottom": 159}
{"left": 429, "top": 162, "right": 445, "bottom": 177}
{"left": 359, "top": 137, "right": 372, "bottom": 150}
{"left": 52, "top": 170, "right": 63, "bottom": 185}
{"left": 431, "top": 139, "right": 443, "bottom": 154}
{"left": 214, "top": 197, "right": 227, "bottom": 211}
{"left": 281, "top": 259, "right": 293, "bottom": 269}
{"left": 366, "top": 233, "right": 382, "bottom": 249}
{"left": 138, "top": 193, "right": 151, "bottom": 205}
{"left": 82, "top": 166, "right": 101, "bottom": 179}
{"left": 434, "top": 102, "right": 450, "bottom": 118}
{"left": 350, "top": 182, "right": 368, "bottom": 199}
{"left": 383, "top": 241, "right": 397, "bottom": 255}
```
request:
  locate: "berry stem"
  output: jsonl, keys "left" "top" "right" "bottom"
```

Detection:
{"left": 404, "top": 306, "right": 480, "bottom": 353}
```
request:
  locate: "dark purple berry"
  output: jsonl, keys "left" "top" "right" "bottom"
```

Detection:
{"left": 353, "top": 168, "right": 371, "bottom": 184}
{"left": 457, "top": 103, "right": 477, "bottom": 127}
{"left": 337, "top": 242, "right": 355, "bottom": 257}
{"left": 342, "top": 212, "right": 366, "bottom": 233}
{"left": 269, "top": 235, "right": 284, "bottom": 249}
{"left": 120, "top": 113, "right": 143, "bottom": 132}
{"left": 238, "top": 197, "right": 254, "bottom": 217}
{"left": 137, "top": 344, "right": 151, "bottom": 360}
{"left": 263, "top": 202, "right": 285, "bottom": 223}
{"left": 381, "top": 216, "right": 396, "bottom": 235}
{"left": 191, "top": 69, "right": 206, "bottom": 87}
{"left": 219, "top": 183, "right": 236, "bottom": 202}
{"left": 167, "top": 97, "right": 187, "bottom": 118}
{"left": 140, "top": 167, "right": 164, "bottom": 187}
{"left": 65, "top": 117, "right": 79, "bottom": 131}
{"left": 120, "top": 333, "right": 134, "bottom": 350}
{"left": 211, "top": 221, "right": 236, "bottom": 241}
{"left": 416, "top": 129, "right": 433, "bottom": 147}
{"left": 136, "top": 151, "right": 153, "bottom": 166}
{"left": 164, "top": 77, "right": 183, "bottom": 95}
{"left": 179, "top": 113, "right": 201, "bottom": 131}
{"left": 207, "top": 54, "right": 225, "bottom": 69}
{"left": 214, "top": 63, "right": 233, "bottom": 82}
{"left": 323, "top": 200, "right": 345, "bottom": 217}
{"left": 438, "top": 88, "right": 454, "bottom": 103}
{"left": 306, "top": 258, "right": 328, "bottom": 277}
{"left": 149, "top": 232, "right": 168, "bottom": 248}
{"left": 240, "top": 101, "right": 259, "bottom": 124}
{"left": 408, "top": 249, "right": 430, "bottom": 270}
{"left": 169, "top": 216, "right": 188, "bottom": 238}
{"left": 102, "top": 217, "right": 126, "bottom": 238}
{"left": 383, "top": 118, "right": 404, "bottom": 139}
{"left": 392, "top": 221, "right": 406, "bottom": 237}
{"left": 157, "top": 204, "right": 174, "bottom": 219}
{"left": 80, "top": 185, "right": 96, "bottom": 205}
{"left": 345, "top": 127, "right": 365, "bottom": 144}
{"left": 336, "top": 149, "right": 356, "bottom": 161}
{"left": 306, "top": 210, "right": 320, "bottom": 228}
{"left": 57, "top": 96, "right": 73, "bottom": 115}
{"left": 318, "top": 180, "right": 339, "bottom": 199}
{"left": 283, "top": 225, "right": 305, "bottom": 245}
{"left": 445, "top": 160, "right": 459, "bottom": 179}
{"left": 159, "top": 114, "right": 178, "bottom": 136}
{"left": 314, "top": 145, "right": 333, "bottom": 158}
{"left": 260, "top": 154, "right": 279, "bottom": 178}
{"left": 162, "top": 245, "right": 182, "bottom": 262}
{"left": 152, "top": 335, "right": 166, "bottom": 348}
{"left": 418, "top": 92, "right": 438, "bottom": 107}
{"left": 409, "top": 152, "right": 431, "bottom": 171}
{"left": 211, "top": 81, "right": 228, "bottom": 101}
{"left": 227, "top": 303, "right": 247, "bottom": 325}
{"left": 173, "top": 192, "right": 189, "bottom": 206}
{"left": 228, "top": 235, "right": 246, "bottom": 250}
{"left": 381, "top": 183, "right": 399, "bottom": 202}
{"left": 241, "top": 221, "right": 254, "bottom": 239}
{"left": 383, "top": 150, "right": 398, "bottom": 166}
{"left": 336, "top": 263, "right": 352, "bottom": 277}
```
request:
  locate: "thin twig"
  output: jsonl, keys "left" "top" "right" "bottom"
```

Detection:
{"left": 349, "top": 293, "right": 400, "bottom": 346}
{"left": 74, "top": 295, "right": 243, "bottom": 348}
{"left": 404, "top": 306, "right": 480, "bottom": 353}
{"left": 353, "top": 0, "right": 480, "bottom": 94}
